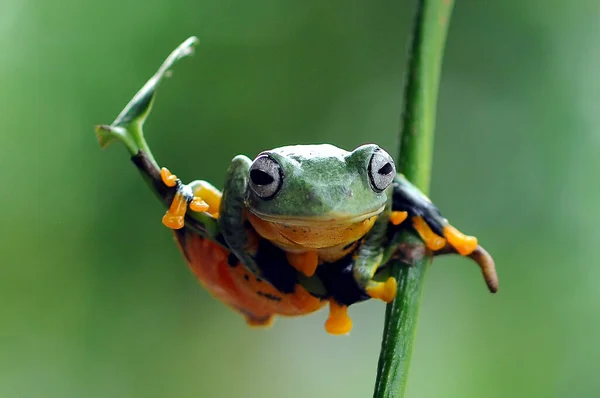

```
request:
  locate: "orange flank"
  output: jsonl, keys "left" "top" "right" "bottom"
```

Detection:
{"left": 175, "top": 232, "right": 325, "bottom": 327}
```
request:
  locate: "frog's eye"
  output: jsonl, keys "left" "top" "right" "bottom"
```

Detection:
{"left": 368, "top": 149, "right": 396, "bottom": 192}
{"left": 249, "top": 155, "right": 283, "bottom": 199}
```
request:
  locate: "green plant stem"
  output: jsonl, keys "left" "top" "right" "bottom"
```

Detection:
{"left": 373, "top": 1, "right": 454, "bottom": 397}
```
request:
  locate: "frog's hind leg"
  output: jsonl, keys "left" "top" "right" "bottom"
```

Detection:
{"left": 392, "top": 174, "right": 478, "bottom": 256}
{"left": 392, "top": 174, "right": 497, "bottom": 292}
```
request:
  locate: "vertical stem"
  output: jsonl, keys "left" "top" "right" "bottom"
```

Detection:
{"left": 373, "top": 1, "right": 454, "bottom": 397}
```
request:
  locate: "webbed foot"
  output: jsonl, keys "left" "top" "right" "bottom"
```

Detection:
{"left": 286, "top": 251, "right": 319, "bottom": 277}
{"left": 390, "top": 211, "right": 408, "bottom": 226}
{"left": 392, "top": 174, "right": 478, "bottom": 257}
{"left": 366, "top": 277, "right": 397, "bottom": 303}
{"left": 442, "top": 225, "right": 478, "bottom": 256}
{"left": 412, "top": 216, "right": 446, "bottom": 251}
{"left": 412, "top": 215, "right": 478, "bottom": 256}
{"left": 325, "top": 300, "right": 353, "bottom": 335}
{"left": 190, "top": 180, "right": 222, "bottom": 219}
{"left": 161, "top": 167, "right": 221, "bottom": 229}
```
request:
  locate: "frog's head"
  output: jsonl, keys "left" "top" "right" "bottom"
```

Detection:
{"left": 244, "top": 144, "right": 396, "bottom": 250}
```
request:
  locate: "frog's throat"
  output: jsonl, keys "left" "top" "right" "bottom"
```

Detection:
{"left": 246, "top": 206, "right": 384, "bottom": 251}
{"left": 248, "top": 205, "right": 385, "bottom": 227}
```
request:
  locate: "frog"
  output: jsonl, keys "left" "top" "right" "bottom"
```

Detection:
{"left": 95, "top": 37, "right": 498, "bottom": 335}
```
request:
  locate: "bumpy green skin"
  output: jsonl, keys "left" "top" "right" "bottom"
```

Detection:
{"left": 247, "top": 144, "right": 388, "bottom": 219}
{"left": 219, "top": 155, "right": 263, "bottom": 276}
{"left": 218, "top": 143, "right": 459, "bottom": 297}
{"left": 352, "top": 194, "right": 392, "bottom": 289}
{"left": 219, "top": 143, "right": 394, "bottom": 294}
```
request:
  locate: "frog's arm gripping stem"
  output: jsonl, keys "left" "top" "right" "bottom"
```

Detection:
{"left": 94, "top": 37, "right": 221, "bottom": 241}
{"left": 351, "top": 199, "right": 398, "bottom": 302}
{"left": 391, "top": 174, "right": 498, "bottom": 293}
{"left": 218, "top": 155, "right": 266, "bottom": 277}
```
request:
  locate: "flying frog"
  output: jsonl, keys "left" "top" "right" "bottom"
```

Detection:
{"left": 96, "top": 37, "right": 498, "bottom": 335}
{"left": 159, "top": 143, "right": 487, "bottom": 334}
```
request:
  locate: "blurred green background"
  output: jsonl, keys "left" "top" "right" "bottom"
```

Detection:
{"left": 1, "top": 0, "right": 598, "bottom": 397}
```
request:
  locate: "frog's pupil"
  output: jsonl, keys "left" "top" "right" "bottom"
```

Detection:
{"left": 378, "top": 163, "right": 393, "bottom": 175}
{"left": 251, "top": 169, "right": 274, "bottom": 186}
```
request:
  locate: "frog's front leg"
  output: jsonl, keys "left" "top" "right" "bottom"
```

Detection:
{"left": 323, "top": 209, "right": 397, "bottom": 335}
{"left": 160, "top": 167, "right": 221, "bottom": 229}
{"left": 325, "top": 247, "right": 396, "bottom": 335}
{"left": 392, "top": 174, "right": 478, "bottom": 256}
{"left": 218, "top": 155, "right": 263, "bottom": 276}
{"left": 352, "top": 209, "right": 398, "bottom": 303}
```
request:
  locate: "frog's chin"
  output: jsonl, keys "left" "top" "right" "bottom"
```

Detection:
{"left": 248, "top": 205, "right": 385, "bottom": 227}
{"left": 245, "top": 206, "right": 385, "bottom": 251}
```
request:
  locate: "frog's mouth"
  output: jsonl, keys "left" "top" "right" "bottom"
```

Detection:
{"left": 246, "top": 205, "right": 385, "bottom": 250}
{"left": 248, "top": 205, "right": 385, "bottom": 226}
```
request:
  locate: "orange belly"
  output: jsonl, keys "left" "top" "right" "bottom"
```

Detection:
{"left": 174, "top": 231, "right": 325, "bottom": 326}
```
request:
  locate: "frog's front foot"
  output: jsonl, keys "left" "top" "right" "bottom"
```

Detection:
{"left": 390, "top": 211, "right": 408, "bottom": 226}
{"left": 412, "top": 216, "right": 477, "bottom": 256}
{"left": 160, "top": 167, "right": 222, "bottom": 229}
{"left": 365, "top": 277, "right": 397, "bottom": 303}
{"left": 352, "top": 250, "right": 397, "bottom": 304}
{"left": 286, "top": 251, "right": 319, "bottom": 277}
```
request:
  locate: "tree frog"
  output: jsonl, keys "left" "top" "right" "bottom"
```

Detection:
{"left": 96, "top": 37, "right": 498, "bottom": 335}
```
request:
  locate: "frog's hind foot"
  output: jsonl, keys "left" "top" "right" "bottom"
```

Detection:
{"left": 160, "top": 167, "right": 222, "bottom": 229}
{"left": 442, "top": 224, "right": 478, "bottom": 256}
{"left": 325, "top": 300, "right": 353, "bottom": 335}
{"left": 412, "top": 216, "right": 446, "bottom": 251}
{"left": 412, "top": 216, "right": 477, "bottom": 256}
